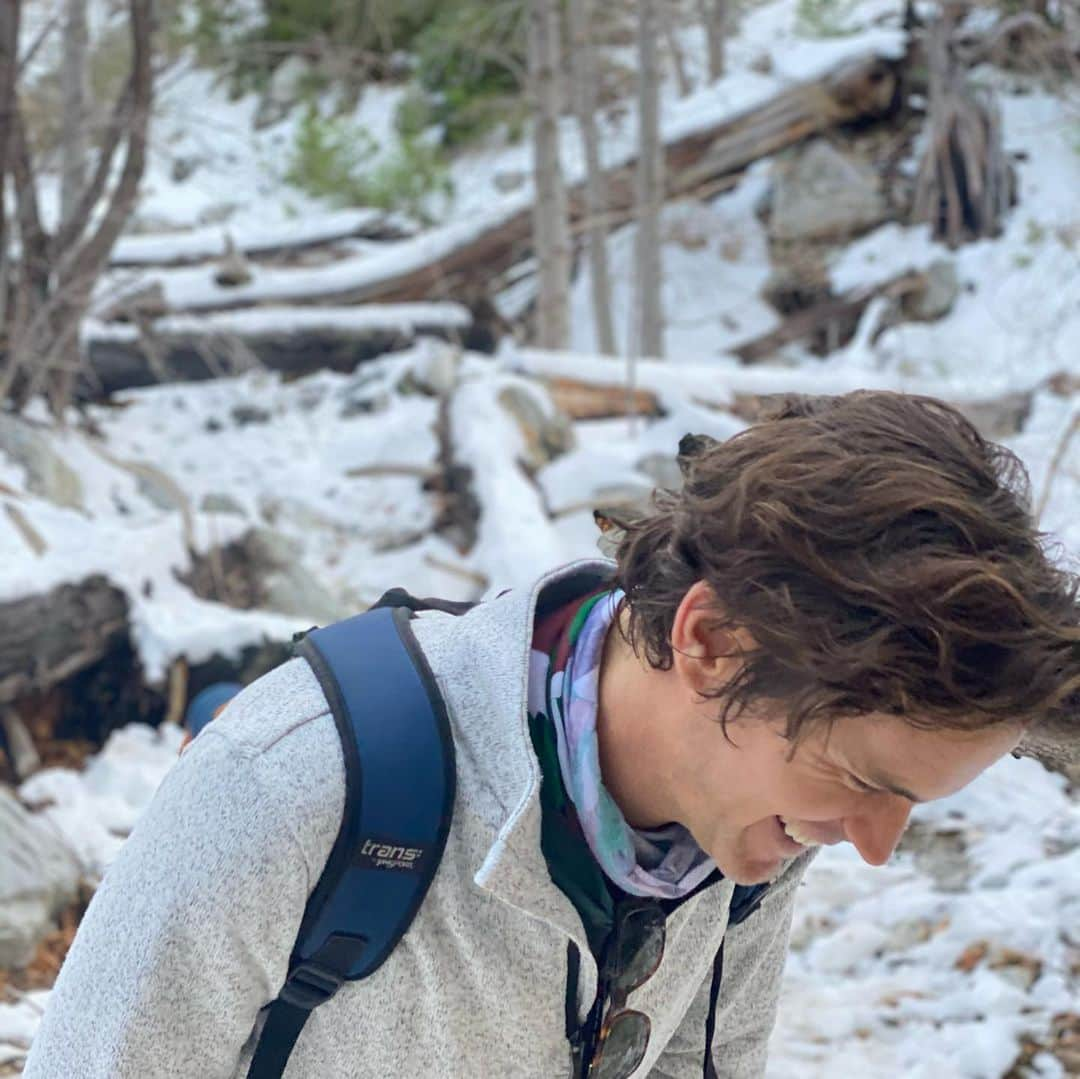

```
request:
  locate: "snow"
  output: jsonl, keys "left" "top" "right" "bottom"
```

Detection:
{"left": 110, "top": 208, "right": 403, "bottom": 266}
{"left": 2, "top": 0, "right": 1078, "bottom": 1075}
{"left": 83, "top": 303, "right": 472, "bottom": 341}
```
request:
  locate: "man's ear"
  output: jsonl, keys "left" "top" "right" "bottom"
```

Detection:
{"left": 670, "top": 580, "right": 746, "bottom": 696}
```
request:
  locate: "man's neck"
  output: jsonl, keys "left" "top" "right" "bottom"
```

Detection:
{"left": 594, "top": 614, "right": 680, "bottom": 830}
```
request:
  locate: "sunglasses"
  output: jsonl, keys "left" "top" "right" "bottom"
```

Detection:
{"left": 582, "top": 899, "right": 666, "bottom": 1079}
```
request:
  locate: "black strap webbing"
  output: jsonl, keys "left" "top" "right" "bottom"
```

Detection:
{"left": 246, "top": 999, "right": 308, "bottom": 1079}
{"left": 703, "top": 941, "right": 725, "bottom": 1079}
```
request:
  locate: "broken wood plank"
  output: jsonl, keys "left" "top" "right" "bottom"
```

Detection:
{"left": 543, "top": 375, "right": 664, "bottom": 420}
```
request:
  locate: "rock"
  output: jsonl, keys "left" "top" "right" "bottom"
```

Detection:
{"left": 170, "top": 155, "right": 201, "bottom": 183}
{"left": 200, "top": 492, "right": 246, "bottom": 516}
{"left": 0, "top": 415, "right": 84, "bottom": 511}
{"left": 897, "top": 821, "right": 973, "bottom": 892}
{"left": 230, "top": 404, "right": 272, "bottom": 426}
{"left": 635, "top": 452, "right": 682, "bottom": 491}
{"left": 404, "top": 345, "right": 458, "bottom": 398}
{"left": 901, "top": 259, "right": 959, "bottom": 322}
{"left": 493, "top": 169, "right": 528, "bottom": 194}
{"left": 213, "top": 236, "right": 253, "bottom": 288}
{"left": 954, "top": 391, "right": 1033, "bottom": 439}
{"left": 768, "top": 138, "right": 890, "bottom": 243}
{"left": 255, "top": 55, "right": 315, "bottom": 129}
{"left": 497, "top": 384, "right": 575, "bottom": 470}
{"left": 0, "top": 787, "right": 81, "bottom": 969}
{"left": 243, "top": 529, "right": 353, "bottom": 623}
{"left": 761, "top": 261, "right": 831, "bottom": 316}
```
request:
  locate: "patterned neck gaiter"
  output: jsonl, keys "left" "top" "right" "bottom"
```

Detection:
{"left": 529, "top": 589, "right": 716, "bottom": 900}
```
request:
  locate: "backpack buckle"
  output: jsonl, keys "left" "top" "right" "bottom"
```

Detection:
{"left": 279, "top": 960, "right": 345, "bottom": 1010}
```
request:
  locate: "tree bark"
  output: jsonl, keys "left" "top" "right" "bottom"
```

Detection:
{"left": 527, "top": 0, "right": 571, "bottom": 349}
{"left": 912, "top": 15, "right": 1013, "bottom": 248}
{"left": 697, "top": 0, "right": 726, "bottom": 81}
{"left": 634, "top": 0, "right": 664, "bottom": 360}
{"left": 659, "top": 5, "right": 693, "bottom": 97}
{"left": 0, "top": 0, "right": 20, "bottom": 269}
{"left": 60, "top": 0, "right": 91, "bottom": 229}
{"left": 568, "top": 0, "right": 616, "bottom": 354}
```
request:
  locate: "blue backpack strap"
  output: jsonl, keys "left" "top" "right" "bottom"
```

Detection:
{"left": 246, "top": 604, "right": 455, "bottom": 1079}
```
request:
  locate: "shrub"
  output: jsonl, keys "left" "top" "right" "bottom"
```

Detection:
{"left": 285, "top": 104, "right": 452, "bottom": 221}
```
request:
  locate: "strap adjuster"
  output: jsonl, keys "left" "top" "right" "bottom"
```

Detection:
{"left": 279, "top": 960, "right": 345, "bottom": 1010}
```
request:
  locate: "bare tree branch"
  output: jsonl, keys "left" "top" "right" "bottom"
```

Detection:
{"left": 59, "top": 0, "right": 153, "bottom": 292}
{"left": 50, "top": 78, "right": 134, "bottom": 260}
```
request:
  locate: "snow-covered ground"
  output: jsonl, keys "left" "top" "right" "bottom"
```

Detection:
{"left": 2, "top": 0, "right": 1078, "bottom": 1074}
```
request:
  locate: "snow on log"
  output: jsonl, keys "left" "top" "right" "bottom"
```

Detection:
{"left": 80, "top": 303, "right": 478, "bottom": 398}
{"left": 110, "top": 53, "right": 900, "bottom": 316}
{"left": 109, "top": 208, "right": 413, "bottom": 268}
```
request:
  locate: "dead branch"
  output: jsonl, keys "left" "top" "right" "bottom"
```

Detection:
{"left": 1035, "top": 410, "right": 1080, "bottom": 521}
{"left": 912, "top": 16, "right": 1013, "bottom": 247}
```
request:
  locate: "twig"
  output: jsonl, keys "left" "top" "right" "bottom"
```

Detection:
{"left": 163, "top": 658, "right": 189, "bottom": 727}
{"left": 1035, "top": 410, "right": 1080, "bottom": 522}
{"left": 0, "top": 706, "right": 41, "bottom": 779}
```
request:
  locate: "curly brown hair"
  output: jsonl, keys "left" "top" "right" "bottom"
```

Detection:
{"left": 613, "top": 391, "right": 1080, "bottom": 742}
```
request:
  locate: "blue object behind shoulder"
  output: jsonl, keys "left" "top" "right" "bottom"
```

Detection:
{"left": 184, "top": 682, "right": 244, "bottom": 737}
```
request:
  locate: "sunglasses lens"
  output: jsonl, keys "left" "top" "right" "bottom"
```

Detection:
{"left": 591, "top": 1011, "right": 650, "bottom": 1079}
{"left": 612, "top": 905, "right": 665, "bottom": 990}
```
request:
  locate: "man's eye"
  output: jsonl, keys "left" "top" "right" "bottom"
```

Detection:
{"left": 848, "top": 775, "right": 878, "bottom": 793}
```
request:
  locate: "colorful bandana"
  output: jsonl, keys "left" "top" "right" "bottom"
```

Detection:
{"left": 529, "top": 589, "right": 716, "bottom": 900}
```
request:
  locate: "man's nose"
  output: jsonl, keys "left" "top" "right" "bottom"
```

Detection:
{"left": 844, "top": 796, "right": 913, "bottom": 866}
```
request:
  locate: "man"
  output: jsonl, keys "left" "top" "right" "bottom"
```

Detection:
{"left": 24, "top": 392, "right": 1078, "bottom": 1078}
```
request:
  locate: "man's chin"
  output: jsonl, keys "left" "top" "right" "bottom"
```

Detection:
{"left": 711, "top": 855, "right": 782, "bottom": 886}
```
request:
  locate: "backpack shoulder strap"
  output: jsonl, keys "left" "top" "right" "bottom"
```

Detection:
{"left": 247, "top": 603, "right": 456, "bottom": 1079}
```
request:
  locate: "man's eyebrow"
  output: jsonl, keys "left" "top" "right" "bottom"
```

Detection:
{"left": 862, "top": 771, "right": 926, "bottom": 804}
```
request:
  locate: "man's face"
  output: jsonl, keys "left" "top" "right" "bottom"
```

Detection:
{"left": 597, "top": 581, "right": 1024, "bottom": 886}
{"left": 667, "top": 705, "right": 1021, "bottom": 885}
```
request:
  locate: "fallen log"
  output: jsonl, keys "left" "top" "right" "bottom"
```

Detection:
{"left": 0, "top": 577, "right": 129, "bottom": 705}
{"left": 731, "top": 271, "right": 926, "bottom": 363}
{"left": 80, "top": 304, "right": 482, "bottom": 398}
{"left": 124, "top": 52, "right": 901, "bottom": 315}
{"left": 109, "top": 208, "right": 413, "bottom": 268}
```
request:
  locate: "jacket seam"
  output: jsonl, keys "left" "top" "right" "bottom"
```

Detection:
{"left": 197, "top": 727, "right": 322, "bottom": 896}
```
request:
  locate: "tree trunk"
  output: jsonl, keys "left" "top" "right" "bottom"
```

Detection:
{"left": 568, "top": 0, "right": 616, "bottom": 355}
{"left": 528, "top": 0, "right": 571, "bottom": 350}
{"left": 0, "top": 0, "right": 20, "bottom": 328}
{"left": 60, "top": 0, "right": 91, "bottom": 229}
{"left": 698, "top": 0, "right": 726, "bottom": 81}
{"left": 634, "top": 0, "right": 664, "bottom": 361}
{"left": 912, "top": 15, "right": 1013, "bottom": 248}
{"left": 659, "top": 5, "right": 693, "bottom": 97}
{"left": 1, "top": 0, "right": 154, "bottom": 417}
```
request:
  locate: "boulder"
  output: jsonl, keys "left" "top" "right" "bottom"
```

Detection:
{"left": 255, "top": 56, "right": 315, "bottom": 129}
{"left": 0, "top": 787, "right": 81, "bottom": 970}
{"left": 900, "top": 258, "right": 959, "bottom": 322}
{"left": 768, "top": 138, "right": 889, "bottom": 243}
{"left": 0, "top": 415, "right": 84, "bottom": 511}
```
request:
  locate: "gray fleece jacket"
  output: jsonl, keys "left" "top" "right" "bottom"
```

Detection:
{"left": 24, "top": 560, "right": 813, "bottom": 1078}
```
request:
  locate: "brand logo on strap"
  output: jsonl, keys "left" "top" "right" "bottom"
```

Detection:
{"left": 356, "top": 837, "right": 427, "bottom": 871}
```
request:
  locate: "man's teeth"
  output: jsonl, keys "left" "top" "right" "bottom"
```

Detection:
{"left": 779, "top": 818, "right": 821, "bottom": 847}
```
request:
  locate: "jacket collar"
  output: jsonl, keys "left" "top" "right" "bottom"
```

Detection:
{"left": 427, "top": 561, "right": 616, "bottom": 948}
